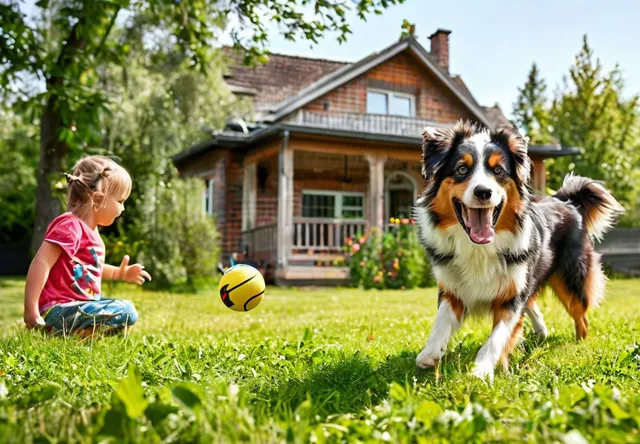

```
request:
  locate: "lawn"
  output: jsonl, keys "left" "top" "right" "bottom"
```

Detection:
{"left": 1, "top": 277, "right": 639, "bottom": 442}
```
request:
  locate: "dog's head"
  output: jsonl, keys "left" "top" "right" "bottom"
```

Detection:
{"left": 420, "top": 121, "right": 531, "bottom": 244}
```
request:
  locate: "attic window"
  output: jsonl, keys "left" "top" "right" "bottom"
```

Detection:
{"left": 366, "top": 89, "right": 415, "bottom": 117}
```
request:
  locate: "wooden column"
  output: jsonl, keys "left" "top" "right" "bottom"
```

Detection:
{"left": 366, "top": 154, "right": 386, "bottom": 233}
{"left": 242, "top": 162, "right": 257, "bottom": 232}
{"left": 277, "top": 131, "right": 293, "bottom": 274}
{"left": 532, "top": 157, "right": 546, "bottom": 195}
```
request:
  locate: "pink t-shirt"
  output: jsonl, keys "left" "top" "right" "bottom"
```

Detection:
{"left": 39, "top": 212, "right": 105, "bottom": 312}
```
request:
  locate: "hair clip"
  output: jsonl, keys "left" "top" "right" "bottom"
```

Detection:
{"left": 63, "top": 172, "right": 78, "bottom": 183}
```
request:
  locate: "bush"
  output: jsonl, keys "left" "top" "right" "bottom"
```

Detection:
{"left": 104, "top": 177, "right": 220, "bottom": 292}
{"left": 344, "top": 218, "right": 435, "bottom": 290}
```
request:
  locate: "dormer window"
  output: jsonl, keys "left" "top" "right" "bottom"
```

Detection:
{"left": 366, "top": 89, "right": 416, "bottom": 117}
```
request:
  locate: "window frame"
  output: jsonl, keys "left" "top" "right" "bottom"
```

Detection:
{"left": 366, "top": 88, "right": 416, "bottom": 117}
{"left": 302, "top": 189, "right": 365, "bottom": 219}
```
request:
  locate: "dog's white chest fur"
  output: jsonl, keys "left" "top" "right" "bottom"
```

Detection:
{"left": 415, "top": 207, "right": 532, "bottom": 310}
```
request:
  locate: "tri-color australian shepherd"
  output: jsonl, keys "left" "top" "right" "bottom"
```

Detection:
{"left": 414, "top": 121, "right": 624, "bottom": 380}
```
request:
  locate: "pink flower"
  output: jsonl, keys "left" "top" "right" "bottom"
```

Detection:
{"left": 410, "top": 219, "right": 416, "bottom": 225}
{"left": 346, "top": 237, "right": 353, "bottom": 246}
{"left": 352, "top": 243, "right": 360, "bottom": 253}
{"left": 359, "top": 236, "right": 367, "bottom": 244}
{"left": 373, "top": 275, "right": 382, "bottom": 283}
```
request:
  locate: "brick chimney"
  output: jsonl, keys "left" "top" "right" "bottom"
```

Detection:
{"left": 429, "top": 29, "right": 452, "bottom": 72}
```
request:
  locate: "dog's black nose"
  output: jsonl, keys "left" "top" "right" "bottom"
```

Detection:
{"left": 474, "top": 185, "right": 492, "bottom": 200}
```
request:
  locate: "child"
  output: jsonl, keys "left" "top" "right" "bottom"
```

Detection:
{"left": 23, "top": 155, "right": 152, "bottom": 336}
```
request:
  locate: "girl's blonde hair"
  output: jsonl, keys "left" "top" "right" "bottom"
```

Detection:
{"left": 64, "top": 156, "right": 132, "bottom": 216}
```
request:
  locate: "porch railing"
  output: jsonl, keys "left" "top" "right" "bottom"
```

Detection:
{"left": 241, "top": 223, "right": 277, "bottom": 257}
{"left": 293, "top": 217, "right": 368, "bottom": 252}
{"left": 298, "top": 110, "right": 448, "bottom": 137}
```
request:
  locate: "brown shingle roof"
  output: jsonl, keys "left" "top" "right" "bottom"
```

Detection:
{"left": 222, "top": 47, "right": 348, "bottom": 110}
{"left": 482, "top": 105, "right": 511, "bottom": 128}
{"left": 222, "top": 40, "right": 506, "bottom": 127}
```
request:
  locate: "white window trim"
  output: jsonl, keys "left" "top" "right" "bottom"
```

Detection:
{"left": 202, "top": 178, "right": 215, "bottom": 215}
{"left": 366, "top": 88, "right": 416, "bottom": 117}
{"left": 302, "top": 189, "right": 365, "bottom": 219}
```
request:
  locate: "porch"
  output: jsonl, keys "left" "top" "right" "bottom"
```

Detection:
{"left": 239, "top": 133, "right": 421, "bottom": 284}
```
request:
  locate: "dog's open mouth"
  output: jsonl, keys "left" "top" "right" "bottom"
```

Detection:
{"left": 453, "top": 198, "right": 503, "bottom": 244}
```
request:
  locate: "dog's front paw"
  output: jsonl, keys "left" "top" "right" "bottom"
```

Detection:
{"left": 469, "top": 361, "right": 494, "bottom": 382}
{"left": 416, "top": 348, "right": 441, "bottom": 369}
{"left": 536, "top": 326, "right": 549, "bottom": 340}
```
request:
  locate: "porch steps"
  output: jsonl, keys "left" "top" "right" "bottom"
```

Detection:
{"left": 280, "top": 265, "right": 350, "bottom": 281}
{"left": 288, "top": 253, "right": 345, "bottom": 265}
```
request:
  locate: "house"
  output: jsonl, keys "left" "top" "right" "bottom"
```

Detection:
{"left": 172, "top": 30, "right": 578, "bottom": 284}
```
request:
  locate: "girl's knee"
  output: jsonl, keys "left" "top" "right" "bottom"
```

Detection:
{"left": 118, "top": 300, "right": 138, "bottom": 326}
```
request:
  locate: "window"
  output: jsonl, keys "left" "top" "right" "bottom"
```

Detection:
{"left": 203, "top": 178, "right": 215, "bottom": 215}
{"left": 366, "top": 89, "right": 415, "bottom": 117}
{"left": 302, "top": 191, "right": 364, "bottom": 219}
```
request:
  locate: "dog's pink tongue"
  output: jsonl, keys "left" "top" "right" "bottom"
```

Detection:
{"left": 468, "top": 208, "right": 494, "bottom": 244}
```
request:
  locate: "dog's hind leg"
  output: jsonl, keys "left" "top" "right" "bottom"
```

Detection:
{"left": 525, "top": 296, "right": 548, "bottom": 340}
{"left": 549, "top": 251, "right": 605, "bottom": 340}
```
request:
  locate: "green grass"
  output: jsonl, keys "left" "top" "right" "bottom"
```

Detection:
{"left": 1, "top": 277, "right": 639, "bottom": 442}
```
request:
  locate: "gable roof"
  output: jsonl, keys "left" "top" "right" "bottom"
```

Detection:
{"left": 253, "top": 37, "right": 493, "bottom": 128}
{"left": 222, "top": 47, "right": 348, "bottom": 111}
{"left": 223, "top": 37, "right": 502, "bottom": 128}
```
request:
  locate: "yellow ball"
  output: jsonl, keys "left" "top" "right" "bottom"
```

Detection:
{"left": 218, "top": 264, "right": 265, "bottom": 312}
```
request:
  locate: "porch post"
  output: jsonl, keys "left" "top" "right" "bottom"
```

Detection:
{"left": 277, "top": 131, "right": 293, "bottom": 276}
{"left": 366, "top": 154, "right": 386, "bottom": 232}
{"left": 242, "top": 162, "right": 257, "bottom": 232}
{"left": 532, "top": 157, "right": 546, "bottom": 195}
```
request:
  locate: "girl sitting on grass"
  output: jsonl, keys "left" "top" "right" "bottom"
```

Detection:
{"left": 23, "top": 155, "right": 152, "bottom": 336}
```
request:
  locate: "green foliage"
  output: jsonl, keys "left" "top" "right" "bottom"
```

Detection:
{"left": 0, "top": 112, "right": 38, "bottom": 244}
{"left": 104, "top": 177, "right": 220, "bottom": 291}
{"left": 1, "top": 277, "right": 640, "bottom": 441}
{"left": 512, "top": 63, "right": 554, "bottom": 144}
{"left": 513, "top": 36, "right": 640, "bottom": 225}
{"left": 95, "top": 46, "right": 234, "bottom": 290}
{"left": 0, "top": 0, "right": 406, "bottom": 252}
{"left": 548, "top": 37, "right": 640, "bottom": 223}
{"left": 344, "top": 220, "right": 435, "bottom": 289}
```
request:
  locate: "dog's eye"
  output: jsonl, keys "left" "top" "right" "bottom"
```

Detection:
{"left": 493, "top": 166, "right": 503, "bottom": 175}
{"left": 456, "top": 165, "right": 468, "bottom": 175}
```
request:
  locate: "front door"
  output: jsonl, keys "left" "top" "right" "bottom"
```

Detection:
{"left": 389, "top": 188, "right": 414, "bottom": 219}
{"left": 386, "top": 172, "right": 416, "bottom": 221}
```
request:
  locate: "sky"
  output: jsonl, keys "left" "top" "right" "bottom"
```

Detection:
{"left": 259, "top": 0, "right": 640, "bottom": 120}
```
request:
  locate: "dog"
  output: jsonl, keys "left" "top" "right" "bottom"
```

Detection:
{"left": 413, "top": 121, "right": 624, "bottom": 380}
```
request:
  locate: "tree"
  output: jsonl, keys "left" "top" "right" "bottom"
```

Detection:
{"left": 98, "top": 45, "right": 247, "bottom": 288}
{"left": 548, "top": 36, "right": 640, "bottom": 218}
{"left": 0, "top": 110, "right": 39, "bottom": 245}
{"left": 513, "top": 63, "right": 554, "bottom": 145}
{"left": 0, "top": 0, "right": 405, "bottom": 252}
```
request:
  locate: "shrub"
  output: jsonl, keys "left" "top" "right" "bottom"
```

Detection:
{"left": 344, "top": 218, "right": 435, "bottom": 290}
{"left": 104, "top": 177, "right": 220, "bottom": 292}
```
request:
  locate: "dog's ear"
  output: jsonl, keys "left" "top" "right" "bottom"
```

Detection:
{"left": 421, "top": 126, "right": 448, "bottom": 182}
{"left": 491, "top": 124, "right": 531, "bottom": 190}
{"left": 421, "top": 121, "right": 476, "bottom": 183}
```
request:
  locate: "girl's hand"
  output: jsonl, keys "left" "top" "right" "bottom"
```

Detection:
{"left": 118, "top": 255, "right": 152, "bottom": 285}
{"left": 24, "top": 310, "right": 46, "bottom": 329}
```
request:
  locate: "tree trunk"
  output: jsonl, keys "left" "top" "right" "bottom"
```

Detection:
{"left": 30, "top": 20, "right": 88, "bottom": 253}
{"left": 31, "top": 99, "right": 68, "bottom": 252}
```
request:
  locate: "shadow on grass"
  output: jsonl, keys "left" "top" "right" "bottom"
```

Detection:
{"left": 254, "top": 347, "right": 484, "bottom": 417}
{"left": 252, "top": 330, "right": 575, "bottom": 418}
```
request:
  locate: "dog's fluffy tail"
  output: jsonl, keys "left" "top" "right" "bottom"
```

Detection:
{"left": 553, "top": 173, "right": 625, "bottom": 241}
